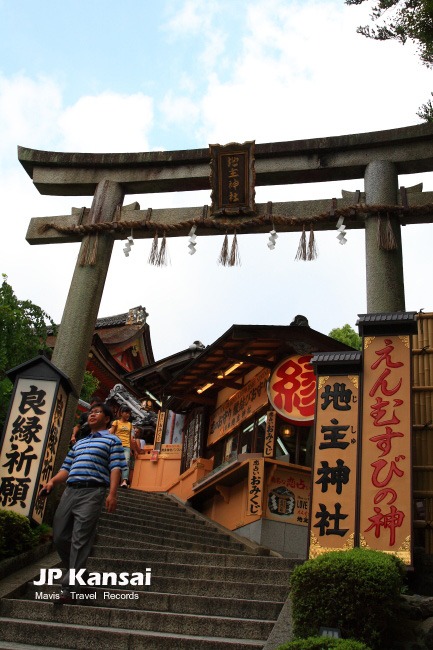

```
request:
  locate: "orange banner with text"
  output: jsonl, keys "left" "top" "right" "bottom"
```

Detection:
{"left": 359, "top": 335, "right": 412, "bottom": 565}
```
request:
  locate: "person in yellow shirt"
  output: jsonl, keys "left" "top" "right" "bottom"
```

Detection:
{"left": 110, "top": 406, "right": 133, "bottom": 488}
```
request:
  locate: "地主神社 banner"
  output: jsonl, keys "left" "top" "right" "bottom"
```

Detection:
{"left": 360, "top": 334, "right": 412, "bottom": 565}
{"left": 310, "top": 373, "right": 360, "bottom": 558}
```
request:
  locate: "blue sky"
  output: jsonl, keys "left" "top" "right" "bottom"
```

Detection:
{"left": 1, "top": 0, "right": 432, "bottom": 360}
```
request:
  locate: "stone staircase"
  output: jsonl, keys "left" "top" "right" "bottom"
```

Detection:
{"left": 0, "top": 488, "right": 299, "bottom": 649}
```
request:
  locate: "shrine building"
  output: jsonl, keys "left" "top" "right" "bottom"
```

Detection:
{"left": 126, "top": 317, "right": 352, "bottom": 557}
{"left": 46, "top": 306, "right": 154, "bottom": 403}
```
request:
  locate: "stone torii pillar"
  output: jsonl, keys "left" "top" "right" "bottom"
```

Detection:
{"left": 51, "top": 180, "right": 124, "bottom": 467}
{"left": 364, "top": 161, "right": 405, "bottom": 312}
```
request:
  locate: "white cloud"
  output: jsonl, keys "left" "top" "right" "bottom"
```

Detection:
{"left": 0, "top": 73, "right": 155, "bottom": 159}
{"left": 0, "top": 73, "right": 62, "bottom": 163}
{"left": 160, "top": 90, "right": 200, "bottom": 126}
{"left": 200, "top": 29, "right": 227, "bottom": 70}
{"left": 163, "top": 0, "right": 218, "bottom": 36}
{"left": 195, "top": 0, "right": 430, "bottom": 145}
{"left": 163, "top": 0, "right": 226, "bottom": 70}
{"left": 58, "top": 91, "right": 154, "bottom": 153}
{"left": 0, "top": 77, "right": 155, "bottom": 324}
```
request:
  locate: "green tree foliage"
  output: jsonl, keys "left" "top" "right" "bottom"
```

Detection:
{"left": 80, "top": 370, "right": 100, "bottom": 403}
{"left": 0, "top": 510, "right": 51, "bottom": 560}
{"left": 417, "top": 92, "right": 433, "bottom": 120}
{"left": 328, "top": 324, "right": 362, "bottom": 350}
{"left": 290, "top": 548, "right": 405, "bottom": 649}
{"left": 0, "top": 510, "right": 38, "bottom": 560}
{"left": 0, "top": 275, "right": 56, "bottom": 428}
{"left": 346, "top": 0, "right": 433, "bottom": 119}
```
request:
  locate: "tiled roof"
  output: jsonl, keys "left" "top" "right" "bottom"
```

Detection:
{"left": 311, "top": 351, "right": 362, "bottom": 364}
{"left": 357, "top": 311, "right": 418, "bottom": 336}
{"left": 95, "top": 312, "right": 129, "bottom": 328}
{"left": 47, "top": 306, "right": 148, "bottom": 334}
{"left": 96, "top": 306, "right": 148, "bottom": 329}
{"left": 357, "top": 312, "right": 417, "bottom": 325}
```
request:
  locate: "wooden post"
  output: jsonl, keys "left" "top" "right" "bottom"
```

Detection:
{"left": 51, "top": 180, "right": 124, "bottom": 473}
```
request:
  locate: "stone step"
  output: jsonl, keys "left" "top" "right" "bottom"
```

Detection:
{"left": 113, "top": 491, "right": 187, "bottom": 505}
{"left": 83, "top": 561, "right": 289, "bottom": 600}
{"left": 0, "top": 617, "right": 265, "bottom": 649}
{"left": 0, "top": 600, "right": 274, "bottom": 641}
{"left": 107, "top": 502, "right": 188, "bottom": 521}
{"left": 98, "top": 511, "right": 236, "bottom": 542}
{"left": 24, "top": 584, "right": 283, "bottom": 620}
{"left": 0, "top": 488, "right": 287, "bottom": 648}
{"left": 86, "top": 556, "right": 291, "bottom": 586}
{"left": 94, "top": 530, "right": 250, "bottom": 556}
{"left": 106, "top": 504, "right": 191, "bottom": 523}
{"left": 104, "top": 501, "right": 209, "bottom": 527}
{"left": 90, "top": 545, "right": 297, "bottom": 570}
{"left": 115, "top": 492, "right": 183, "bottom": 509}
{"left": 97, "top": 518, "right": 246, "bottom": 550}
{"left": 118, "top": 488, "right": 174, "bottom": 500}
{"left": 0, "top": 642, "right": 73, "bottom": 650}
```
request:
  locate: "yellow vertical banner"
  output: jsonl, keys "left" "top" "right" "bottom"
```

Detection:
{"left": 154, "top": 411, "right": 166, "bottom": 448}
{"left": 360, "top": 335, "right": 412, "bottom": 565}
{"left": 264, "top": 411, "right": 276, "bottom": 457}
{"left": 246, "top": 457, "right": 264, "bottom": 517}
{"left": 309, "top": 374, "right": 359, "bottom": 559}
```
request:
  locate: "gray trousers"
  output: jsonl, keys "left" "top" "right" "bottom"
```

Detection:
{"left": 53, "top": 485, "right": 106, "bottom": 593}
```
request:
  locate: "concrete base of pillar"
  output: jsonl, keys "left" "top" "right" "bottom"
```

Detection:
{"left": 235, "top": 518, "right": 307, "bottom": 558}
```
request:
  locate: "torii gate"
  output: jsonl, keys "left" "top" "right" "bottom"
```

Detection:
{"left": 19, "top": 122, "right": 433, "bottom": 467}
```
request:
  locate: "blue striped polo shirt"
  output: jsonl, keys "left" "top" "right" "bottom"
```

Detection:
{"left": 61, "top": 430, "right": 128, "bottom": 485}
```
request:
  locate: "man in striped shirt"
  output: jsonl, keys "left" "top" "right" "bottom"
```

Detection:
{"left": 40, "top": 402, "right": 127, "bottom": 603}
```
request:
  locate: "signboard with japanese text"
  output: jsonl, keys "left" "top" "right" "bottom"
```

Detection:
{"left": 208, "top": 368, "right": 270, "bottom": 446}
{"left": 264, "top": 410, "right": 276, "bottom": 457}
{"left": 32, "top": 385, "right": 67, "bottom": 524}
{"left": 0, "top": 378, "right": 57, "bottom": 517}
{"left": 154, "top": 411, "right": 166, "bottom": 448}
{"left": 159, "top": 444, "right": 182, "bottom": 459}
{"left": 359, "top": 335, "right": 412, "bottom": 565}
{"left": 268, "top": 355, "right": 316, "bottom": 425}
{"left": 266, "top": 466, "right": 310, "bottom": 526}
{"left": 246, "top": 457, "right": 264, "bottom": 517}
{"left": 309, "top": 375, "right": 360, "bottom": 558}
{"left": 209, "top": 141, "right": 255, "bottom": 216}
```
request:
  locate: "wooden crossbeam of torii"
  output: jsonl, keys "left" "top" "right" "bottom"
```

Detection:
{"left": 18, "top": 122, "right": 433, "bottom": 469}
